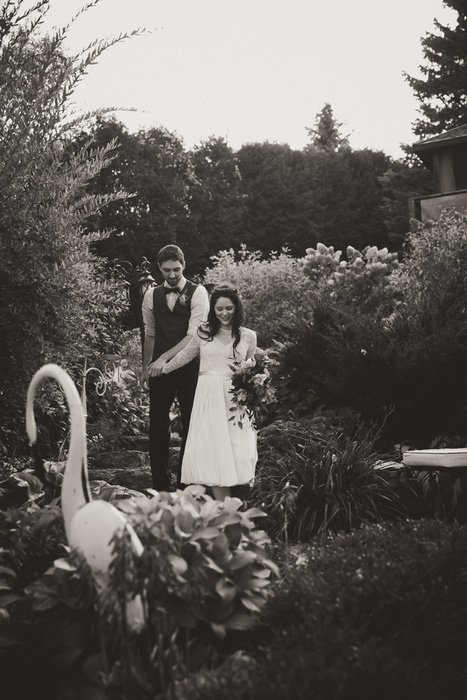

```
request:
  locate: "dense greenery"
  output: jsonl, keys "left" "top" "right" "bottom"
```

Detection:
{"left": 249, "top": 519, "right": 467, "bottom": 700}
{"left": 272, "top": 211, "right": 467, "bottom": 447}
{"left": 252, "top": 417, "right": 419, "bottom": 541}
{"left": 73, "top": 115, "right": 432, "bottom": 278}
{"left": 2, "top": 3, "right": 467, "bottom": 698}
{"left": 0, "top": 1, "right": 140, "bottom": 450}
{"left": 174, "top": 520, "right": 467, "bottom": 700}
{"left": 3, "top": 499, "right": 466, "bottom": 699}
{"left": 0, "top": 486, "right": 277, "bottom": 699}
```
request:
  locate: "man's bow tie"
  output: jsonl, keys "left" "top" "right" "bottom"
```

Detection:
{"left": 164, "top": 286, "right": 181, "bottom": 295}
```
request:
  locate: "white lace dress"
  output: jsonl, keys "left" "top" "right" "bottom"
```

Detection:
{"left": 162, "top": 326, "right": 257, "bottom": 487}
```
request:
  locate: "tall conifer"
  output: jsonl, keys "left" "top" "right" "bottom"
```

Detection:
{"left": 405, "top": 1, "right": 467, "bottom": 137}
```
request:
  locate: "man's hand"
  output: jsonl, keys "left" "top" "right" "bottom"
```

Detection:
{"left": 148, "top": 356, "right": 167, "bottom": 377}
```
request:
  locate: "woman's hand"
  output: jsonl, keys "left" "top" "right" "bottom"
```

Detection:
{"left": 148, "top": 357, "right": 167, "bottom": 377}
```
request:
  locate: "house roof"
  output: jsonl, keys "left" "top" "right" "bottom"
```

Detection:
{"left": 413, "top": 123, "right": 467, "bottom": 153}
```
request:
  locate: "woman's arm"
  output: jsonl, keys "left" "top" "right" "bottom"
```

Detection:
{"left": 161, "top": 333, "right": 201, "bottom": 374}
{"left": 246, "top": 329, "right": 257, "bottom": 360}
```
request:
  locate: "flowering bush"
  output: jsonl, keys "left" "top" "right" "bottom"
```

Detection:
{"left": 303, "top": 241, "right": 400, "bottom": 282}
{"left": 229, "top": 352, "right": 277, "bottom": 428}
{"left": 303, "top": 241, "right": 401, "bottom": 315}
{"left": 286, "top": 213, "right": 467, "bottom": 446}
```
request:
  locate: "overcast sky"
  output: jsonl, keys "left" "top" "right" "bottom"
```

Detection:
{"left": 37, "top": 0, "right": 455, "bottom": 158}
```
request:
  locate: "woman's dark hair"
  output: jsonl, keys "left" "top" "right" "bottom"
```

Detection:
{"left": 198, "top": 285, "right": 244, "bottom": 353}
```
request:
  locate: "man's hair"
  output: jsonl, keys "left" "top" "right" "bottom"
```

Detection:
{"left": 158, "top": 244, "right": 185, "bottom": 265}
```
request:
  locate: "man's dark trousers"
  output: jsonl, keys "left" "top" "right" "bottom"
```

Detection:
{"left": 149, "top": 363, "right": 198, "bottom": 491}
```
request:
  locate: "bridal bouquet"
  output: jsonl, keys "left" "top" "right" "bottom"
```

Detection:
{"left": 228, "top": 352, "right": 276, "bottom": 428}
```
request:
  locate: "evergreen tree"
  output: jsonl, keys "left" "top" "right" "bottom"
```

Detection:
{"left": 305, "top": 103, "right": 349, "bottom": 153}
{"left": 405, "top": 0, "right": 467, "bottom": 137}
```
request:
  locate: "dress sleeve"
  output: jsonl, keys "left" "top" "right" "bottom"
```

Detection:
{"left": 187, "top": 285, "right": 209, "bottom": 335}
{"left": 246, "top": 329, "right": 257, "bottom": 360}
{"left": 162, "top": 333, "right": 201, "bottom": 373}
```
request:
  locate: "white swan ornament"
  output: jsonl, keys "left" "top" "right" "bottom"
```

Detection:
{"left": 26, "top": 363, "right": 144, "bottom": 631}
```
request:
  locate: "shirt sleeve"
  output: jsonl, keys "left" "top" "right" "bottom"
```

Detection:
{"left": 162, "top": 333, "right": 201, "bottom": 373}
{"left": 142, "top": 287, "right": 155, "bottom": 338}
{"left": 187, "top": 285, "right": 209, "bottom": 336}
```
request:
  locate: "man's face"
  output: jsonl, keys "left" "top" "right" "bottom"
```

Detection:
{"left": 158, "top": 258, "right": 185, "bottom": 287}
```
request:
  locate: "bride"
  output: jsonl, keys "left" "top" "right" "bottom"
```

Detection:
{"left": 160, "top": 285, "right": 257, "bottom": 500}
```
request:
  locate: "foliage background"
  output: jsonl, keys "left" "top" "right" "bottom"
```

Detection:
{"left": 0, "top": 2, "right": 139, "bottom": 450}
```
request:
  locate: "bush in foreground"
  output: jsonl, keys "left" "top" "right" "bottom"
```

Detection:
{"left": 188, "top": 519, "right": 467, "bottom": 700}
{"left": 0, "top": 486, "right": 277, "bottom": 699}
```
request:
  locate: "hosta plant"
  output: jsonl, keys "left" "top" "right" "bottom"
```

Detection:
{"left": 0, "top": 486, "right": 278, "bottom": 699}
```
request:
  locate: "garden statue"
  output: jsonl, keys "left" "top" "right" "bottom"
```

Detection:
{"left": 26, "top": 364, "right": 144, "bottom": 630}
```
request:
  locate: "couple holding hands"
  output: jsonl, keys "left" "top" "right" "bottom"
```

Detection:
{"left": 141, "top": 245, "right": 257, "bottom": 501}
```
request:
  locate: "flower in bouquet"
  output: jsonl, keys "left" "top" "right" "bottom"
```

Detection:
{"left": 228, "top": 352, "right": 276, "bottom": 428}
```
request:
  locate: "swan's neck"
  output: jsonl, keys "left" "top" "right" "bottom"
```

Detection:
{"left": 26, "top": 364, "right": 91, "bottom": 539}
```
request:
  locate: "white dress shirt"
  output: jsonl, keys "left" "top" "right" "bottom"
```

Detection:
{"left": 141, "top": 276, "right": 209, "bottom": 339}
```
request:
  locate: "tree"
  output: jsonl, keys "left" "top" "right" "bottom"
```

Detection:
{"left": 405, "top": 0, "right": 467, "bottom": 137}
{"left": 233, "top": 140, "right": 394, "bottom": 259}
{"left": 301, "top": 148, "right": 391, "bottom": 252}
{"left": 0, "top": 1, "right": 138, "bottom": 448}
{"left": 379, "top": 160, "right": 434, "bottom": 247}
{"left": 305, "top": 103, "right": 349, "bottom": 153}
{"left": 188, "top": 137, "right": 245, "bottom": 272}
{"left": 75, "top": 118, "right": 196, "bottom": 274}
{"left": 236, "top": 142, "right": 308, "bottom": 254}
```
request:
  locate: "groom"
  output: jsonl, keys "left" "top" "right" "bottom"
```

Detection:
{"left": 141, "top": 245, "right": 209, "bottom": 491}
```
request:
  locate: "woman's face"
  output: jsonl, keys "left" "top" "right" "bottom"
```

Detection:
{"left": 214, "top": 296, "right": 236, "bottom": 328}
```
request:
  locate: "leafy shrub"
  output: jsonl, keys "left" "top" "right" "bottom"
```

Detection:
{"left": 402, "top": 209, "right": 467, "bottom": 313}
{"left": 86, "top": 331, "right": 150, "bottom": 455}
{"left": 248, "top": 519, "right": 467, "bottom": 700}
{"left": 0, "top": 459, "right": 46, "bottom": 509}
{"left": 0, "top": 2, "right": 138, "bottom": 452}
{"left": 0, "top": 502, "right": 65, "bottom": 592}
{"left": 0, "top": 486, "right": 277, "bottom": 699}
{"left": 174, "top": 651, "right": 258, "bottom": 700}
{"left": 285, "top": 213, "right": 467, "bottom": 446}
{"left": 252, "top": 418, "right": 414, "bottom": 540}
{"left": 0, "top": 510, "right": 97, "bottom": 699}
{"left": 283, "top": 294, "right": 398, "bottom": 418}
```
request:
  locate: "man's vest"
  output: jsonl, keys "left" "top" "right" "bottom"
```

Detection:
{"left": 152, "top": 280, "right": 200, "bottom": 373}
